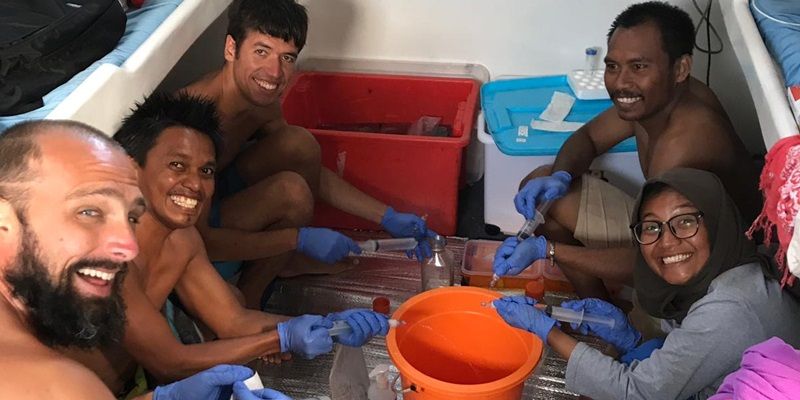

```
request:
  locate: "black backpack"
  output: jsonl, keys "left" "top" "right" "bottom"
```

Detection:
{"left": 0, "top": 0, "right": 126, "bottom": 116}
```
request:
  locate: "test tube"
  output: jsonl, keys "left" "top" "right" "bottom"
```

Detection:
{"left": 584, "top": 46, "right": 600, "bottom": 76}
{"left": 489, "top": 200, "right": 553, "bottom": 288}
{"left": 357, "top": 237, "right": 418, "bottom": 253}
{"left": 327, "top": 319, "right": 405, "bottom": 337}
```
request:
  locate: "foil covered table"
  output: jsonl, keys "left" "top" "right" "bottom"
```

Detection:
{"left": 259, "top": 236, "right": 602, "bottom": 399}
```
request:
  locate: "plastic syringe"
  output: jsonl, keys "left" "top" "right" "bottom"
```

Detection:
{"left": 482, "top": 301, "right": 615, "bottom": 329}
{"left": 327, "top": 319, "right": 406, "bottom": 337}
{"left": 357, "top": 237, "right": 418, "bottom": 253}
{"left": 489, "top": 200, "right": 554, "bottom": 288}
{"left": 542, "top": 304, "right": 615, "bottom": 329}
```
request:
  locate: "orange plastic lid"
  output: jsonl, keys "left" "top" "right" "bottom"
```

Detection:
{"left": 525, "top": 280, "right": 545, "bottom": 301}
{"left": 373, "top": 297, "right": 391, "bottom": 314}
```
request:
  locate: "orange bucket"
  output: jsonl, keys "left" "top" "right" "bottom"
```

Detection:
{"left": 387, "top": 287, "right": 542, "bottom": 399}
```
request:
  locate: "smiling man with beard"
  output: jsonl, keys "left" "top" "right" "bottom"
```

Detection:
{"left": 0, "top": 120, "right": 287, "bottom": 400}
{"left": 493, "top": 1, "right": 762, "bottom": 303}
{"left": 6, "top": 236, "right": 128, "bottom": 350}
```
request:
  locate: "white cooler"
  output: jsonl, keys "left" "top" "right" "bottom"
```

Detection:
{"left": 478, "top": 111, "right": 645, "bottom": 234}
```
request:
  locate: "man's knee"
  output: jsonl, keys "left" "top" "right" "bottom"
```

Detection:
{"left": 281, "top": 126, "right": 321, "bottom": 170}
{"left": 273, "top": 171, "right": 314, "bottom": 225}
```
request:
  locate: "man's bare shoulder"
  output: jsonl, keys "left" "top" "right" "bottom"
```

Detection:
{"left": 662, "top": 80, "right": 734, "bottom": 143}
{"left": 649, "top": 90, "right": 742, "bottom": 175}
{"left": 182, "top": 69, "right": 224, "bottom": 101}
{"left": 165, "top": 226, "right": 206, "bottom": 259}
{"left": 0, "top": 348, "right": 114, "bottom": 399}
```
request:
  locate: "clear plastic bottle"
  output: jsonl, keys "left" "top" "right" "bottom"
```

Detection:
{"left": 420, "top": 235, "right": 455, "bottom": 292}
{"left": 367, "top": 365, "right": 397, "bottom": 400}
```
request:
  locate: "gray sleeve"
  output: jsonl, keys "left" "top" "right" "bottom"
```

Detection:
{"left": 565, "top": 294, "right": 763, "bottom": 400}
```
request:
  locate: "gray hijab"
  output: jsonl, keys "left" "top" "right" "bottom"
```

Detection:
{"left": 632, "top": 168, "right": 762, "bottom": 323}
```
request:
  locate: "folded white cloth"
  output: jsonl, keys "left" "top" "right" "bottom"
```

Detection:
{"left": 538, "top": 91, "right": 575, "bottom": 122}
{"left": 531, "top": 119, "right": 584, "bottom": 132}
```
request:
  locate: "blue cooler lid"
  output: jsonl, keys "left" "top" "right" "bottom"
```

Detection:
{"left": 481, "top": 75, "right": 637, "bottom": 156}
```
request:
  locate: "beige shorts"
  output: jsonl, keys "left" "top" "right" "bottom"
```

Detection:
{"left": 574, "top": 174, "right": 636, "bottom": 248}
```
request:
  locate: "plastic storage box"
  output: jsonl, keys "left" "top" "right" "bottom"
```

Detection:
{"left": 479, "top": 76, "right": 645, "bottom": 233}
{"left": 461, "top": 239, "right": 543, "bottom": 289}
{"left": 282, "top": 71, "right": 480, "bottom": 235}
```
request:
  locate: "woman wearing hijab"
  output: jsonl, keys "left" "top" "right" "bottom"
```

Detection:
{"left": 493, "top": 168, "right": 800, "bottom": 400}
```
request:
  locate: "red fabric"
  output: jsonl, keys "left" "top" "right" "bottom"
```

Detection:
{"left": 130, "top": 0, "right": 145, "bottom": 7}
{"left": 747, "top": 135, "right": 800, "bottom": 287}
{"left": 791, "top": 86, "right": 800, "bottom": 101}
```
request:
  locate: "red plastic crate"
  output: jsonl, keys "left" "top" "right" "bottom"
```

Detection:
{"left": 281, "top": 71, "right": 480, "bottom": 235}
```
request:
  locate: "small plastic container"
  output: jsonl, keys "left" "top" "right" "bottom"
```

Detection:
{"left": 461, "top": 239, "right": 543, "bottom": 289}
{"left": 525, "top": 280, "right": 545, "bottom": 301}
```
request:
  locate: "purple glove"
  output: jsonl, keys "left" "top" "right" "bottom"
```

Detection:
{"left": 153, "top": 364, "right": 253, "bottom": 400}
{"left": 514, "top": 171, "right": 572, "bottom": 219}
{"left": 326, "top": 309, "right": 390, "bottom": 347}
{"left": 277, "top": 314, "right": 334, "bottom": 359}
{"left": 561, "top": 298, "right": 641, "bottom": 353}
{"left": 492, "top": 236, "right": 548, "bottom": 277}
{"left": 493, "top": 295, "right": 558, "bottom": 341}
{"left": 232, "top": 381, "right": 291, "bottom": 400}
{"left": 380, "top": 207, "right": 436, "bottom": 260}
{"left": 297, "top": 227, "right": 361, "bottom": 264}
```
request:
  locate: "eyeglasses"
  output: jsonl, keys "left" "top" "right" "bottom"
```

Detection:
{"left": 630, "top": 211, "right": 704, "bottom": 245}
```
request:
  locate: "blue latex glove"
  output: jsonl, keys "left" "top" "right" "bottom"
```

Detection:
{"left": 380, "top": 207, "right": 436, "bottom": 260}
{"left": 232, "top": 381, "right": 291, "bottom": 400}
{"left": 297, "top": 227, "right": 361, "bottom": 264}
{"left": 492, "top": 236, "right": 548, "bottom": 277}
{"left": 620, "top": 337, "right": 666, "bottom": 365}
{"left": 514, "top": 171, "right": 572, "bottom": 220}
{"left": 325, "top": 308, "right": 390, "bottom": 347}
{"left": 277, "top": 314, "right": 334, "bottom": 359}
{"left": 153, "top": 364, "right": 253, "bottom": 400}
{"left": 561, "top": 298, "right": 642, "bottom": 353}
{"left": 493, "top": 295, "right": 558, "bottom": 341}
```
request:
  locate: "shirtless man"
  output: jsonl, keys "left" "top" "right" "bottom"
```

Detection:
{"left": 64, "top": 92, "right": 389, "bottom": 395}
{"left": 493, "top": 1, "right": 762, "bottom": 299}
{"left": 0, "top": 120, "right": 284, "bottom": 400}
{"left": 183, "top": 0, "right": 434, "bottom": 308}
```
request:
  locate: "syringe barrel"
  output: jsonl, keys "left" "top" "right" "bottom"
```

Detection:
{"left": 358, "top": 237, "right": 418, "bottom": 252}
{"left": 327, "top": 320, "right": 352, "bottom": 337}
{"left": 515, "top": 200, "right": 554, "bottom": 240}
{"left": 549, "top": 306, "right": 616, "bottom": 329}
{"left": 328, "top": 319, "right": 404, "bottom": 337}
{"left": 580, "top": 313, "right": 616, "bottom": 329}
{"left": 549, "top": 306, "right": 585, "bottom": 326}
